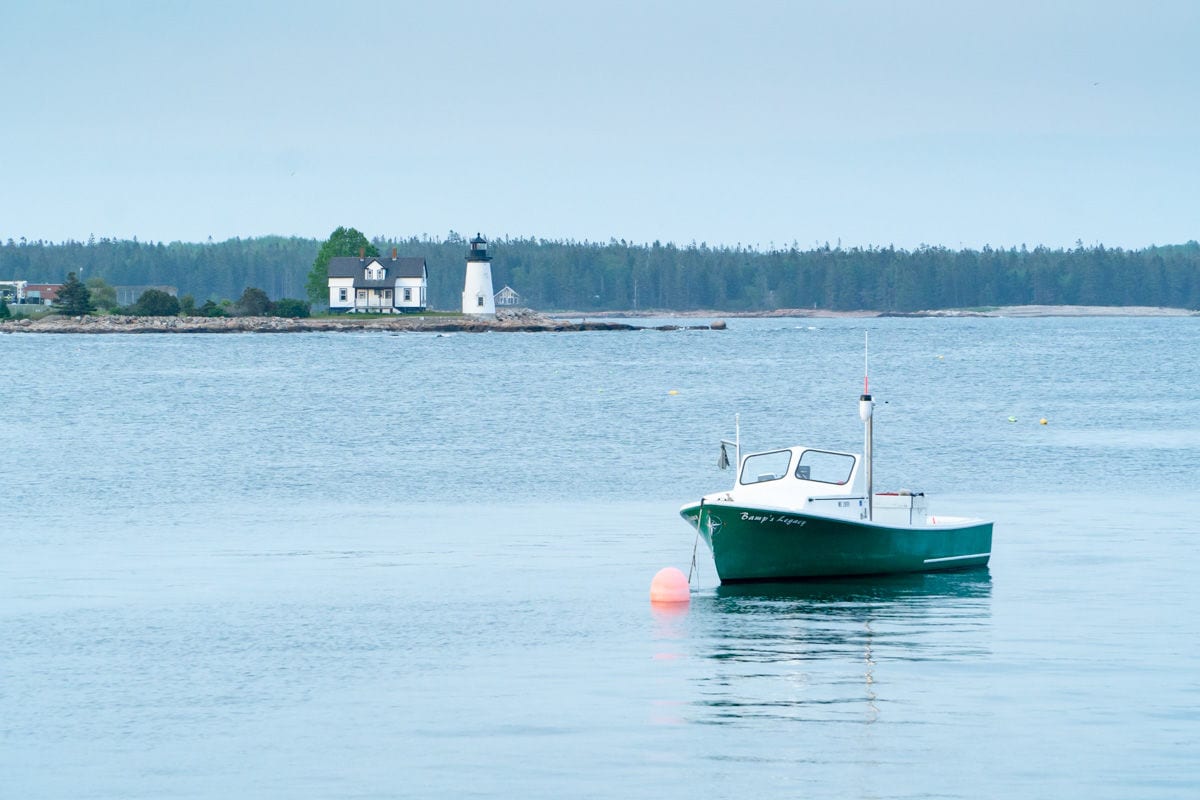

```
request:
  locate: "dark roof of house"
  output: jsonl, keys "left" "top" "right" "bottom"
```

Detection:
{"left": 327, "top": 256, "right": 427, "bottom": 280}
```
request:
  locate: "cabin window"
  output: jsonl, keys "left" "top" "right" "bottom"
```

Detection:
{"left": 739, "top": 450, "right": 792, "bottom": 485}
{"left": 796, "top": 450, "right": 855, "bottom": 485}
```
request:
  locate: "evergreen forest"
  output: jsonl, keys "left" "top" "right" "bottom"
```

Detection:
{"left": 2, "top": 233, "right": 1198, "bottom": 312}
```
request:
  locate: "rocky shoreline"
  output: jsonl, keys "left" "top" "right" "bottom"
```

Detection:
{"left": 1, "top": 308, "right": 727, "bottom": 334}
{"left": 551, "top": 305, "right": 1199, "bottom": 318}
{"left": 3, "top": 305, "right": 1193, "bottom": 334}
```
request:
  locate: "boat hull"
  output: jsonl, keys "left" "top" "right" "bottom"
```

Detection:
{"left": 680, "top": 502, "right": 992, "bottom": 582}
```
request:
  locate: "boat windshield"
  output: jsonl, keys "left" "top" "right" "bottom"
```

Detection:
{"left": 796, "top": 450, "right": 855, "bottom": 484}
{"left": 739, "top": 450, "right": 792, "bottom": 485}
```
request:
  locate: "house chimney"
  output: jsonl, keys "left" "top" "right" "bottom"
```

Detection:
{"left": 392, "top": 247, "right": 397, "bottom": 261}
{"left": 359, "top": 246, "right": 365, "bottom": 262}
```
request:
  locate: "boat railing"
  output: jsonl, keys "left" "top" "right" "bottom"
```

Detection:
{"left": 806, "top": 495, "right": 867, "bottom": 503}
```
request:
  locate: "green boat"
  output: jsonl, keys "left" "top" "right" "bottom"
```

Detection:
{"left": 680, "top": 371, "right": 993, "bottom": 583}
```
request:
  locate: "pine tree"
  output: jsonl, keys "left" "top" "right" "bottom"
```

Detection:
{"left": 56, "top": 272, "right": 94, "bottom": 316}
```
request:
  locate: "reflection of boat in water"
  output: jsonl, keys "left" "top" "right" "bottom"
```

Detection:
{"left": 688, "top": 570, "right": 993, "bottom": 726}
{"left": 704, "top": 569, "right": 993, "bottom": 653}
{"left": 680, "top": 340, "right": 993, "bottom": 582}
{"left": 699, "top": 568, "right": 993, "bottom": 660}
{"left": 713, "top": 568, "right": 994, "bottom": 605}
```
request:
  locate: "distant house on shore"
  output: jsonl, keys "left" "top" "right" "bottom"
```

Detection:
{"left": 22, "top": 283, "right": 61, "bottom": 305}
{"left": 494, "top": 285, "right": 521, "bottom": 307}
{"left": 327, "top": 249, "right": 428, "bottom": 313}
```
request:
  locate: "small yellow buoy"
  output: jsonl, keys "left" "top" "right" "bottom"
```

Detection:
{"left": 667, "top": 389, "right": 679, "bottom": 396}
{"left": 650, "top": 567, "right": 690, "bottom": 604}
{"left": 1040, "top": 418, "right": 1048, "bottom": 425}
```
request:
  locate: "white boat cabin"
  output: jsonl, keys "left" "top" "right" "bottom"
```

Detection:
{"left": 715, "top": 446, "right": 929, "bottom": 526}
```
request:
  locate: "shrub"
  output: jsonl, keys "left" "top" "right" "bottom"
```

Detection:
{"left": 85, "top": 277, "right": 119, "bottom": 311}
{"left": 270, "top": 298, "right": 311, "bottom": 318}
{"left": 197, "top": 300, "right": 228, "bottom": 317}
{"left": 130, "top": 289, "right": 181, "bottom": 316}
{"left": 235, "top": 287, "right": 271, "bottom": 316}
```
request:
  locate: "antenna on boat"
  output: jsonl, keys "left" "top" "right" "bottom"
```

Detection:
{"left": 863, "top": 331, "right": 870, "bottom": 395}
{"left": 859, "top": 332, "right": 874, "bottom": 521}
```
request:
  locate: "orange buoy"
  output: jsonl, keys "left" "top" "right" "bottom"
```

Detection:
{"left": 650, "top": 567, "right": 690, "bottom": 604}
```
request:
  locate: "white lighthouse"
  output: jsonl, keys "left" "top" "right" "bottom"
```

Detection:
{"left": 462, "top": 233, "right": 496, "bottom": 316}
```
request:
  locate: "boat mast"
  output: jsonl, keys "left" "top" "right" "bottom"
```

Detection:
{"left": 859, "top": 333, "right": 874, "bottom": 520}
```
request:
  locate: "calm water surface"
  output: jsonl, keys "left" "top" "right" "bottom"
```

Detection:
{"left": 2, "top": 317, "right": 1198, "bottom": 798}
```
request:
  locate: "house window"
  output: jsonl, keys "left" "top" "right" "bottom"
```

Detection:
{"left": 383, "top": 289, "right": 392, "bottom": 300}
{"left": 338, "top": 288, "right": 348, "bottom": 302}
{"left": 477, "top": 295, "right": 484, "bottom": 307}
{"left": 403, "top": 288, "right": 412, "bottom": 302}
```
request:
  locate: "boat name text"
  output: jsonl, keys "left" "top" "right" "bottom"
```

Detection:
{"left": 740, "top": 512, "right": 807, "bottom": 527}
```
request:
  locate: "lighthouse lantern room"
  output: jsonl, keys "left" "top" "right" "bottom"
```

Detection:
{"left": 462, "top": 233, "right": 496, "bottom": 315}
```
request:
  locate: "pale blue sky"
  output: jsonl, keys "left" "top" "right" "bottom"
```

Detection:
{"left": 2, "top": 0, "right": 1196, "bottom": 249}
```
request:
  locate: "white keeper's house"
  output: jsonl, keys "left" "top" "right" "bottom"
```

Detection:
{"left": 327, "top": 248, "right": 428, "bottom": 313}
